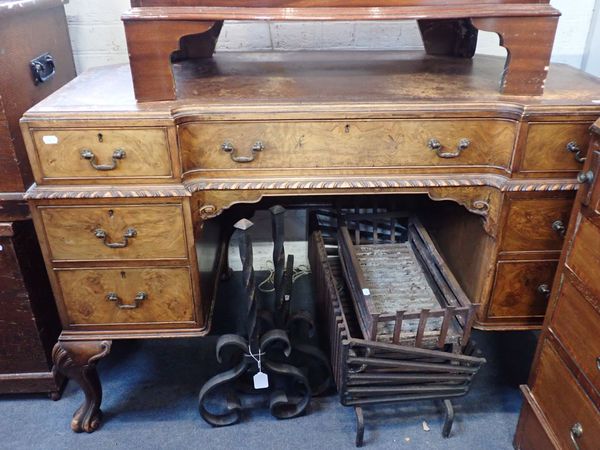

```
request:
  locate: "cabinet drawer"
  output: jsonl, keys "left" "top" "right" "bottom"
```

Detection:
{"left": 40, "top": 204, "right": 187, "bottom": 261}
{"left": 180, "top": 119, "right": 516, "bottom": 172}
{"left": 515, "top": 387, "right": 559, "bottom": 450}
{"left": 489, "top": 260, "right": 558, "bottom": 319}
{"left": 532, "top": 341, "right": 600, "bottom": 450}
{"left": 502, "top": 197, "right": 573, "bottom": 253}
{"left": 551, "top": 278, "right": 600, "bottom": 390}
{"left": 566, "top": 216, "right": 600, "bottom": 299}
{"left": 56, "top": 267, "right": 195, "bottom": 326}
{"left": 521, "top": 122, "right": 592, "bottom": 174}
{"left": 30, "top": 128, "right": 173, "bottom": 181}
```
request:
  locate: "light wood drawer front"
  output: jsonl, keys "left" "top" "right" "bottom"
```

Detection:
{"left": 31, "top": 128, "right": 172, "bottom": 180}
{"left": 521, "top": 122, "right": 592, "bottom": 173}
{"left": 502, "top": 197, "right": 573, "bottom": 252}
{"left": 489, "top": 260, "right": 558, "bottom": 319}
{"left": 566, "top": 216, "right": 600, "bottom": 299}
{"left": 180, "top": 119, "right": 516, "bottom": 171}
{"left": 57, "top": 267, "right": 195, "bottom": 326}
{"left": 40, "top": 205, "right": 187, "bottom": 261}
{"left": 551, "top": 278, "right": 600, "bottom": 390}
{"left": 533, "top": 341, "right": 600, "bottom": 450}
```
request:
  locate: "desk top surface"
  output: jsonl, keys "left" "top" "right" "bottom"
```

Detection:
{"left": 26, "top": 51, "right": 600, "bottom": 119}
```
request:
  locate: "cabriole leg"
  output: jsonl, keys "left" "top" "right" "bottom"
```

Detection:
{"left": 52, "top": 340, "right": 112, "bottom": 433}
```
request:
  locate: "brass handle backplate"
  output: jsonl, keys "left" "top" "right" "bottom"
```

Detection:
{"left": 570, "top": 423, "right": 583, "bottom": 450}
{"left": 428, "top": 138, "right": 470, "bottom": 159}
{"left": 567, "top": 141, "right": 586, "bottom": 164}
{"left": 106, "top": 291, "right": 147, "bottom": 310}
{"left": 221, "top": 141, "right": 264, "bottom": 163}
{"left": 537, "top": 284, "right": 551, "bottom": 298}
{"left": 94, "top": 227, "right": 137, "bottom": 248}
{"left": 81, "top": 148, "right": 126, "bottom": 171}
{"left": 552, "top": 220, "right": 567, "bottom": 238}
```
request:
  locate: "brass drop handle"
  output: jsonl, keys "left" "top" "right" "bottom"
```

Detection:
{"left": 428, "top": 138, "right": 470, "bottom": 158}
{"left": 566, "top": 141, "right": 586, "bottom": 164}
{"left": 81, "top": 148, "right": 126, "bottom": 171}
{"left": 577, "top": 170, "right": 594, "bottom": 184}
{"left": 537, "top": 284, "right": 551, "bottom": 298}
{"left": 570, "top": 423, "right": 583, "bottom": 450}
{"left": 221, "top": 141, "right": 264, "bottom": 163}
{"left": 94, "top": 227, "right": 137, "bottom": 248}
{"left": 106, "top": 291, "right": 147, "bottom": 310}
{"left": 552, "top": 220, "right": 567, "bottom": 238}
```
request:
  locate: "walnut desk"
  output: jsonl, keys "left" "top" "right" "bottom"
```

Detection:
{"left": 20, "top": 51, "right": 600, "bottom": 432}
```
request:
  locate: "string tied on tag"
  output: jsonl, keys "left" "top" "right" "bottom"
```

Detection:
{"left": 247, "top": 345, "right": 269, "bottom": 390}
{"left": 247, "top": 345, "right": 265, "bottom": 372}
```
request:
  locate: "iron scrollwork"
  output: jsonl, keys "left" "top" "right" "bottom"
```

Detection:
{"left": 198, "top": 206, "right": 331, "bottom": 427}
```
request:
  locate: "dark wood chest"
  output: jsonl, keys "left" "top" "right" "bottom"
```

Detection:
{"left": 0, "top": 0, "right": 76, "bottom": 396}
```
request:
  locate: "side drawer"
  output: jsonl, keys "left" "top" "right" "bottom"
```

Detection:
{"left": 501, "top": 196, "right": 573, "bottom": 253}
{"left": 180, "top": 119, "right": 516, "bottom": 172}
{"left": 488, "top": 260, "right": 558, "bottom": 319}
{"left": 532, "top": 340, "right": 600, "bottom": 450}
{"left": 39, "top": 204, "right": 188, "bottom": 262}
{"left": 550, "top": 277, "right": 600, "bottom": 390}
{"left": 29, "top": 128, "right": 173, "bottom": 181}
{"left": 56, "top": 267, "right": 196, "bottom": 327}
{"left": 520, "top": 122, "right": 592, "bottom": 174}
{"left": 565, "top": 216, "right": 600, "bottom": 299}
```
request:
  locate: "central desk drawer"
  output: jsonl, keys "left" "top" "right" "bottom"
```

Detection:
{"left": 40, "top": 204, "right": 188, "bottom": 261}
{"left": 180, "top": 119, "right": 516, "bottom": 172}
{"left": 56, "top": 267, "right": 195, "bottom": 327}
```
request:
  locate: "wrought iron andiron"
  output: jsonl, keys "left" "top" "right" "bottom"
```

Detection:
{"left": 199, "top": 216, "right": 311, "bottom": 426}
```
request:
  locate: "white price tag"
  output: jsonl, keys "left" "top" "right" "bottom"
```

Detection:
{"left": 362, "top": 288, "right": 371, "bottom": 296}
{"left": 253, "top": 371, "right": 269, "bottom": 389}
{"left": 42, "top": 135, "right": 59, "bottom": 145}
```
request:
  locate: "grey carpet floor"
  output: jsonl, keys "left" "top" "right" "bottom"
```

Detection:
{"left": 0, "top": 273, "right": 538, "bottom": 450}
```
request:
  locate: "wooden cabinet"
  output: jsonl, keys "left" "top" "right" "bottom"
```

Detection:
{"left": 0, "top": 0, "right": 75, "bottom": 397}
{"left": 19, "top": 50, "right": 600, "bottom": 431}
{"left": 514, "top": 121, "right": 600, "bottom": 450}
